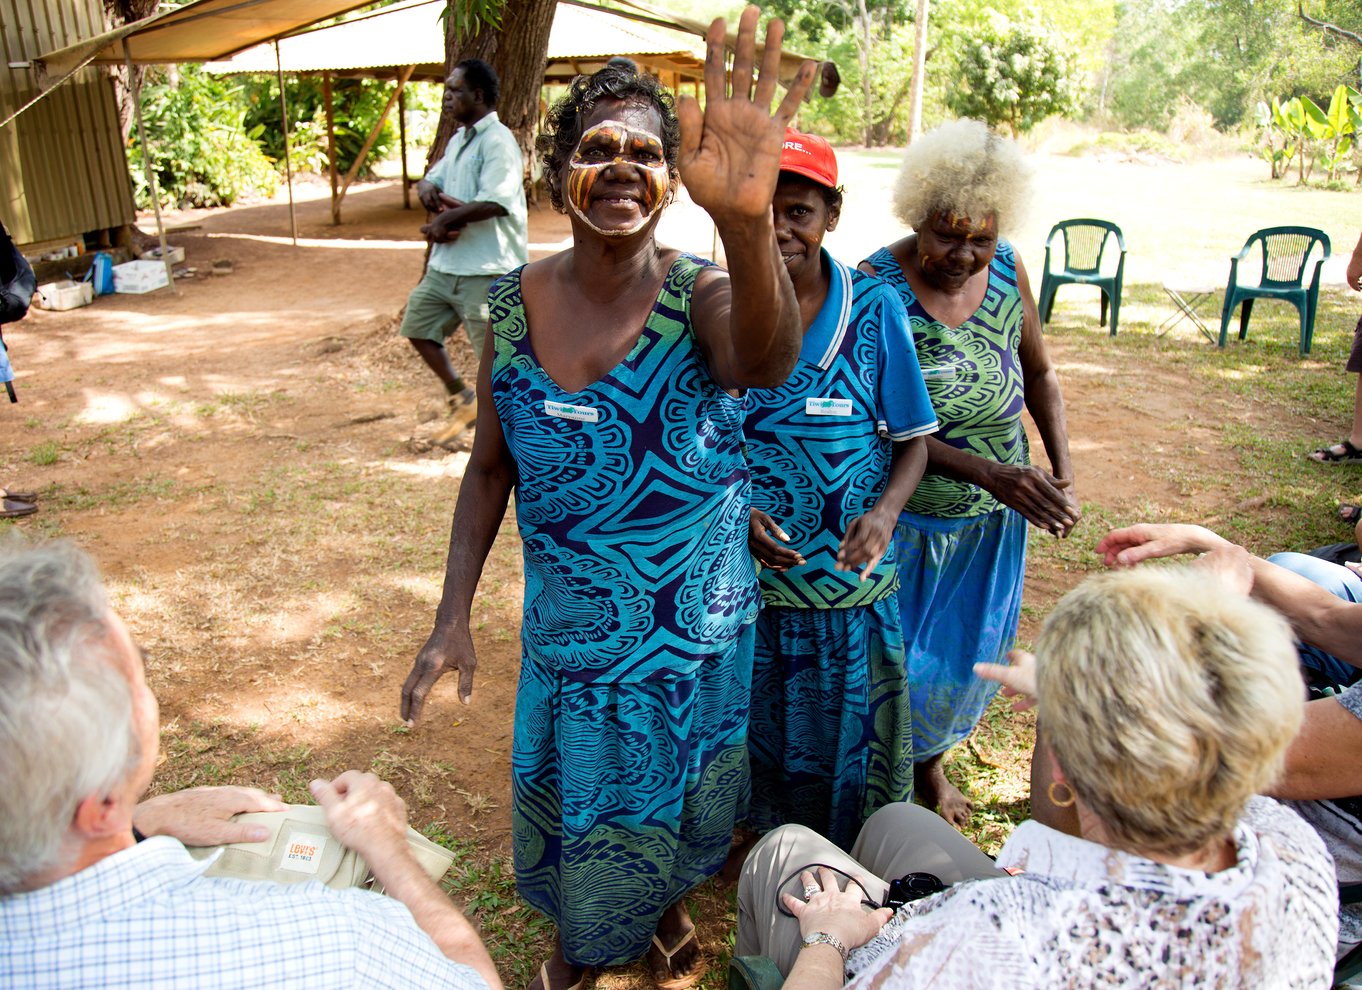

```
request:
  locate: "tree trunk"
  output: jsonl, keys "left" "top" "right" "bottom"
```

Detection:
{"left": 854, "top": 0, "right": 873, "bottom": 145}
{"left": 425, "top": 0, "right": 557, "bottom": 181}
{"left": 101, "top": 0, "right": 158, "bottom": 142}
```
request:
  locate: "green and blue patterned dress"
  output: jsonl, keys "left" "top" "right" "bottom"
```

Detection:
{"left": 488, "top": 254, "right": 759, "bottom": 966}
{"left": 864, "top": 240, "right": 1030, "bottom": 760}
{"left": 743, "top": 251, "right": 937, "bottom": 849}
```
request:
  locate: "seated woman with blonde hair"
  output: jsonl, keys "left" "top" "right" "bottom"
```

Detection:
{"left": 735, "top": 565, "right": 1338, "bottom": 988}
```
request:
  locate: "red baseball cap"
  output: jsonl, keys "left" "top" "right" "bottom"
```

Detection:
{"left": 779, "top": 129, "right": 838, "bottom": 188}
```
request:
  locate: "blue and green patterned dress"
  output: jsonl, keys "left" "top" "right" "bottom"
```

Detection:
{"left": 488, "top": 253, "right": 759, "bottom": 966}
{"left": 864, "top": 241, "right": 1030, "bottom": 760}
{"left": 743, "top": 251, "right": 937, "bottom": 849}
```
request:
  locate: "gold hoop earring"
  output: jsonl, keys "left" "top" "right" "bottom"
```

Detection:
{"left": 1047, "top": 781, "right": 1076, "bottom": 808}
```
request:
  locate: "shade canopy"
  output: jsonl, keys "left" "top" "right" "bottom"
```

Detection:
{"left": 200, "top": 0, "right": 707, "bottom": 84}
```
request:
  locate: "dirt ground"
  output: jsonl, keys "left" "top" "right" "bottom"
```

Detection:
{"left": 0, "top": 173, "right": 1323, "bottom": 853}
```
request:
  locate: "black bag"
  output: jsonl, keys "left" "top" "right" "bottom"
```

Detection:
{"left": 0, "top": 220, "right": 35, "bottom": 325}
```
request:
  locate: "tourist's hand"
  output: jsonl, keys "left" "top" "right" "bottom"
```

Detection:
{"left": 1096, "top": 523, "right": 1230, "bottom": 568}
{"left": 133, "top": 786, "right": 286, "bottom": 846}
{"left": 975, "top": 649, "right": 1038, "bottom": 712}
{"left": 749, "top": 509, "right": 803, "bottom": 571}
{"left": 1193, "top": 543, "right": 1255, "bottom": 596}
{"left": 402, "top": 619, "right": 477, "bottom": 725}
{"left": 676, "top": 6, "right": 815, "bottom": 224}
{"left": 782, "top": 867, "right": 893, "bottom": 950}
{"left": 985, "top": 463, "right": 1080, "bottom": 537}
{"left": 837, "top": 507, "right": 895, "bottom": 580}
{"left": 311, "top": 771, "right": 409, "bottom": 866}
{"left": 1348, "top": 250, "right": 1362, "bottom": 292}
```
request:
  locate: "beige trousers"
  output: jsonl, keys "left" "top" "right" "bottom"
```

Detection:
{"left": 735, "top": 802, "right": 1007, "bottom": 975}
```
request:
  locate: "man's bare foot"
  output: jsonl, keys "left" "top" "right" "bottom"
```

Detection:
{"left": 647, "top": 901, "right": 702, "bottom": 990}
{"left": 718, "top": 827, "right": 760, "bottom": 885}
{"left": 915, "top": 752, "right": 972, "bottom": 829}
{"left": 528, "top": 946, "right": 587, "bottom": 990}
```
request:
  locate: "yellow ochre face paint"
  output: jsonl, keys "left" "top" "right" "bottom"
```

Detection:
{"left": 566, "top": 119, "right": 670, "bottom": 237}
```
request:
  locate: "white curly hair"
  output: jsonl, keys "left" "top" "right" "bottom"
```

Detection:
{"left": 891, "top": 119, "right": 1032, "bottom": 235}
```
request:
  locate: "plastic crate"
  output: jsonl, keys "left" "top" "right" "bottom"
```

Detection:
{"left": 35, "top": 279, "right": 93, "bottom": 311}
{"left": 112, "top": 259, "right": 170, "bottom": 294}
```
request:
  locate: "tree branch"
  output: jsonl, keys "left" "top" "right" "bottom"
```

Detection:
{"left": 1298, "top": 2, "right": 1362, "bottom": 47}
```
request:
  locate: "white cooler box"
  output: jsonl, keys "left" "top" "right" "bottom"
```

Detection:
{"left": 35, "top": 279, "right": 94, "bottom": 311}
{"left": 112, "top": 259, "right": 170, "bottom": 294}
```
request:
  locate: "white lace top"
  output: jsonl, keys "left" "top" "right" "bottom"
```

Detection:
{"left": 845, "top": 798, "right": 1337, "bottom": 989}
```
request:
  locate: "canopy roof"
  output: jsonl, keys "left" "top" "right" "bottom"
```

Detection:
{"left": 39, "top": 0, "right": 836, "bottom": 96}
{"left": 200, "top": 0, "right": 705, "bottom": 83}
{"left": 36, "top": 0, "right": 377, "bottom": 84}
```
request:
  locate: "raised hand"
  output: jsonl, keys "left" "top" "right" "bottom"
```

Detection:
{"left": 676, "top": 6, "right": 815, "bottom": 224}
{"left": 401, "top": 619, "right": 478, "bottom": 726}
{"left": 1095, "top": 523, "right": 1229, "bottom": 568}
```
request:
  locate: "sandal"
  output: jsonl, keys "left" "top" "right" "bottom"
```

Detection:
{"left": 1341, "top": 504, "right": 1362, "bottom": 525}
{"left": 1308, "top": 440, "right": 1362, "bottom": 464}
{"left": 538, "top": 962, "right": 589, "bottom": 990}
{"left": 0, "top": 487, "right": 36, "bottom": 502}
{"left": 0, "top": 497, "right": 36, "bottom": 520}
{"left": 649, "top": 926, "right": 702, "bottom": 990}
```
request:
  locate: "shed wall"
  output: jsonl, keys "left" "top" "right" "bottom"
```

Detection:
{"left": 1, "top": 0, "right": 135, "bottom": 246}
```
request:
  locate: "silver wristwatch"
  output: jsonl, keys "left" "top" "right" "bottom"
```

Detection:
{"left": 801, "top": 931, "right": 848, "bottom": 963}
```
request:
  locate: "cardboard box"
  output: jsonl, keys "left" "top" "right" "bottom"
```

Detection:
{"left": 140, "top": 245, "right": 185, "bottom": 265}
{"left": 112, "top": 259, "right": 170, "bottom": 295}
{"left": 35, "top": 279, "right": 93, "bottom": 311}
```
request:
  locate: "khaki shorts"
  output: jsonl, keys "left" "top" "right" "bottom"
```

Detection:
{"left": 399, "top": 270, "right": 496, "bottom": 357}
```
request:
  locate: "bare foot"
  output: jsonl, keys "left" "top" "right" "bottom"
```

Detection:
{"left": 647, "top": 901, "right": 702, "bottom": 990}
{"left": 718, "top": 827, "right": 760, "bottom": 885}
{"left": 528, "top": 946, "right": 587, "bottom": 990}
{"left": 915, "top": 752, "right": 973, "bottom": 828}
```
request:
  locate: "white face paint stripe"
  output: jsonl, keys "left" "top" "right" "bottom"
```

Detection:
{"left": 565, "top": 118, "right": 670, "bottom": 238}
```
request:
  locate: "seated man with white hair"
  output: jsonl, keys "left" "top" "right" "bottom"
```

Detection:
{"left": 0, "top": 537, "right": 502, "bottom": 990}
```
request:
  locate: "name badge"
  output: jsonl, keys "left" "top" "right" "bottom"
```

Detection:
{"left": 279, "top": 833, "right": 328, "bottom": 875}
{"left": 806, "top": 397, "right": 853, "bottom": 416}
{"left": 922, "top": 365, "right": 959, "bottom": 381}
{"left": 544, "top": 400, "right": 599, "bottom": 423}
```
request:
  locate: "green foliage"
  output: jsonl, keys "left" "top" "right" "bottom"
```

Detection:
{"left": 945, "top": 17, "right": 1082, "bottom": 135}
{"left": 796, "top": 31, "right": 919, "bottom": 144}
{"left": 1255, "top": 85, "right": 1362, "bottom": 184}
{"left": 128, "top": 66, "right": 279, "bottom": 209}
{"left": 242, "top": 76, "right": 400, "bottom": 179}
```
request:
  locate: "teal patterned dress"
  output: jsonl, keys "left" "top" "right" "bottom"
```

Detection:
{"left": 864, "top": 241, "right": 1030, "bottom": 759}
{"left": 488, "top": 253, "right": 759, "bottom": 966}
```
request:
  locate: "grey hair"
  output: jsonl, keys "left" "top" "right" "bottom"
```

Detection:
{"left": 891, "top": 118, "right": 1032, "bottom": 235}
{"left": 0, "top": 537, "right": 139, "bottom": 893}
{"left": 1036, "top": 565, "right": 1303, "bottom": 858}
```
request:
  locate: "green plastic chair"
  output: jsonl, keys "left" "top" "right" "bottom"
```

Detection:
{"left": 1218, "top": 226, "right": 1330, "bottom": 356}
{"left": 1036, "top": 219, "right": 1126, "bottom": 336}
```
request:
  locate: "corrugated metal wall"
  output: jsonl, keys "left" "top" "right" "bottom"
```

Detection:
{"left": 1, "top": 0, "right": 135, "bottom": 246}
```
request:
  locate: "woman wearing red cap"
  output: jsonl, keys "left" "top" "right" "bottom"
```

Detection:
{"left": 743, "top": 129, "right": 938, "bottom": 850}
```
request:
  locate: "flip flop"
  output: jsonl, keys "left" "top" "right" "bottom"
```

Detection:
{"left": 649, "top": 926, "right": 702, "bottom": 990}
{"left": 0, "top": 497, "right": 37, "bottom": 519}
{"left": 1308, "top": 440, "right": 1362, "bottom": 464}
{"left": 1340, "top": 504, "right": 1362, "bottom": 525}
{"left": 538, "top": 962, "right": 589, "bottom": 990}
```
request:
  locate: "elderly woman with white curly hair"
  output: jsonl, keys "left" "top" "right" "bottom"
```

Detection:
{"left": 734, "top": 564, "right": 1338, "bottom": 988}
{"left": 859, "top": 120, "right": 1078, "bottom": 827}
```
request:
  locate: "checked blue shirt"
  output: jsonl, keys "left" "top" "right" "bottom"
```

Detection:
{"left": 0, "top": 836, "right": 490, "bottom": 990}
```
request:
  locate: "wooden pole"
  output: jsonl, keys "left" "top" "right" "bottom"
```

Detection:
{"left": 336, "top": 64, "right": 414, "bottom": 209}
{"left": 908, "top": 0, "right": 929, "bottom": 142}
{"left": 123, "top": 40, "right": 175, "bottom": 294}
{"left": 275, "top": 42, "right": 298, "bottom": 246}
{"left": 398, "top": 82, "right": 411, "bottom": 210}
{"left": 324, "top": 71, "right": 339, "bottom": 225}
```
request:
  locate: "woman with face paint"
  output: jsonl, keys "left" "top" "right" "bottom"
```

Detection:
{"left": 741, "top": 131, "right": 938, "bottom": 852}
{"left": 859, "top": 120, "right": 1079, "bottom": 831}
{"left": 398, "top": 8, "right": 816, "bottom": 990}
